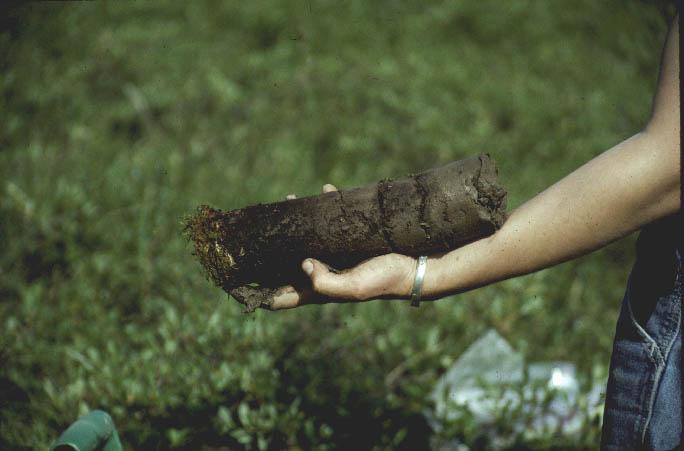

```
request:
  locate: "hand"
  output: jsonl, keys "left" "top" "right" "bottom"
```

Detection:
{"left": 293, "top": 252, "right": 417, "bottom": 306}
{"left": 229, "top": 184, "right": 418, "bottom": 311}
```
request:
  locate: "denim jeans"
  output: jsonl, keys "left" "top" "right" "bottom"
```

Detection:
{"left": 601, "top": 213, "right": 683, "bottom": 450}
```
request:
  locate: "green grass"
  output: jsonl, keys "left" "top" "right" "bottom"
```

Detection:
{"left": 0, "top": 1, "right": 674, "bottom": 449}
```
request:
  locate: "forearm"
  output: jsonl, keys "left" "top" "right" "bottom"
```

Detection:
{"left": 419, "top": 16, "right": 680, "bottom": 300}
{"left": 420, "top": 130, "right": 680, "bottom": 299}
{"left": 276, "top": 16, "right": 679, "bottom": 311}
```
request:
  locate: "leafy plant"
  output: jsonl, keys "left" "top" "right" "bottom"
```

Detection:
{"left": 0, "top": 1, "right": 673, "bottom": 449}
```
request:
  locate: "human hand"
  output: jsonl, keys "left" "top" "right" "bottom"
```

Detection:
{"left": 229, "top": 184, "right": 418, "bottom": 311}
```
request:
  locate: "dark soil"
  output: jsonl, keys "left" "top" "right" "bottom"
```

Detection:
{"left": 185, "top": 153, "right": 507, "bottom": 311}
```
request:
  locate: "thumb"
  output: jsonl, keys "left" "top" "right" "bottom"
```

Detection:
{"left": 301, "top": 258, "right": 326, "bottom": 279}
{"left": 302, "top": 258, "right": 358, "bottom": 299}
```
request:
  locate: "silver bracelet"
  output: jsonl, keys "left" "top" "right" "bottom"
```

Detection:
{"left": 410, "top": 255, "right": 428, "bottom": 307}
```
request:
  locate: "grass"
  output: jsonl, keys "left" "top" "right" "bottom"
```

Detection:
{"left": 0, "top": 1, "right": 674, "bottom": 449}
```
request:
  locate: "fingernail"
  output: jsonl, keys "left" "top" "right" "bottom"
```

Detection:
{"left": 302, "top": 259, "right": 314, "bottom": 275}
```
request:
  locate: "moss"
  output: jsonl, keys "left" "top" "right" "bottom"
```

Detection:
{"left": 183, "top": 205, "right": 236, "bottom": 289}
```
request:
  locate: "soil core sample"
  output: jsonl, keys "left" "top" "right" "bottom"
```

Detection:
{"left": 185, "top": 153, "right": 508, "bottom": 311}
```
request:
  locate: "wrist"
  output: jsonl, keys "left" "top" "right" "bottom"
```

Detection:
{"left": 397, "top": 255, "right": 420, "bottom": 299}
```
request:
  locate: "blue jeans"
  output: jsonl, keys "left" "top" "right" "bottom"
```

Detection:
{"left": 600, "top": 236, "right": 683, "bottom": 450}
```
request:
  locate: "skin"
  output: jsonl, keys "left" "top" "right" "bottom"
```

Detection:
{"left": 263, "top": 15, "right": 680, "bottom": 310}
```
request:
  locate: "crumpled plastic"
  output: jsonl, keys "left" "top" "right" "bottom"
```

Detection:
{"left": 426, "top": 329, "right": 604, "bottom": 449}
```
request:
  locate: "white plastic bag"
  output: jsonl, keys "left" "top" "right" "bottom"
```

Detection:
{"left": 427, "top": 329, "right": 604, "bottom": 449}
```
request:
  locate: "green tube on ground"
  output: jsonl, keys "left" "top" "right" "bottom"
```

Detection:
{"left": 49, "top": 410, "right": 123, "bottom": 451}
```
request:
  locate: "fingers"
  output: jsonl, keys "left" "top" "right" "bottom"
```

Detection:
{"left": 269, "top": 284, "right": 347, "bottom": 310}
{"left": 230, "top": 285, "right": 278, "bottom": 313}
{"left": 286, "top": 184, "right": 337, "bottom": 200}
{"left": 231, "top": 284, "right": 304, "bottom": 311}
{"left": 269, "top": 285, "right": 304, "bottom": 310}
{"left": 302, "top": 258, "right": 361, "bottom": 300}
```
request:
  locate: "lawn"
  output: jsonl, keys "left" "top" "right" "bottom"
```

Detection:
{"left": 0, "top": 1, "right": 675, "bottom": 449}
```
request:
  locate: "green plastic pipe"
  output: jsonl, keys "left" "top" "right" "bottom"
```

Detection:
{"left": 49, "top": 410, "right": 123, "bottom": 451}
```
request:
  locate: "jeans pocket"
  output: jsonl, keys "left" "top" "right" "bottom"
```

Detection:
{"left": 601, "top": 249, "right": 682, "bottom": 449}
{"left": 624, "top": 285, "right": 661, "bottom": 362}
{"left": 623, "top": 248, "right": 682, "bottom": 364}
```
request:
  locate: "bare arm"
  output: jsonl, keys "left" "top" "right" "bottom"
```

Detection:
{"left": 420, "top": 15, "right": 679, "bottom": 298}
{"left": 270, "top": 15, "right": 679, "bottom": 309}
